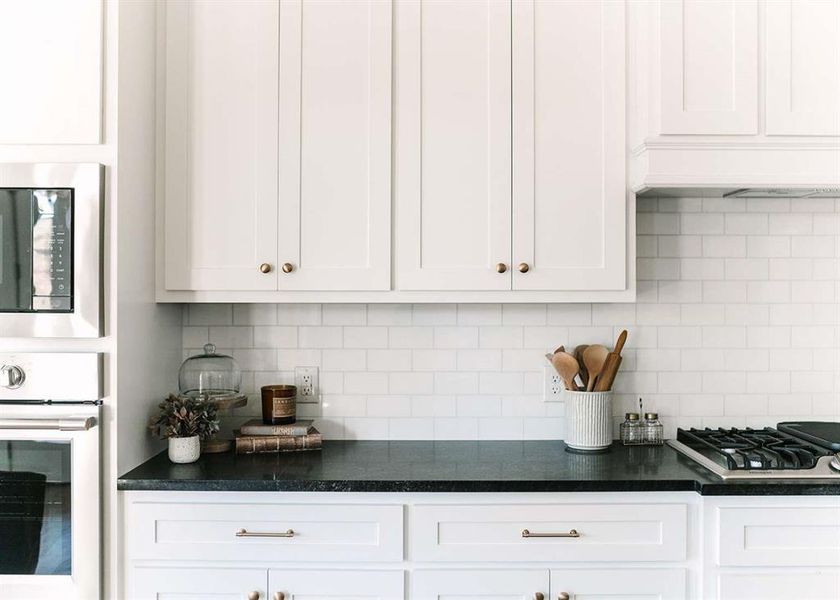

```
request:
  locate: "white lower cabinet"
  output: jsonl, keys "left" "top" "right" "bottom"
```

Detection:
{"left": 122, "top": 492, "right": 840, "bottom": 600}
{"left": 551, "top": 568, "right": 686, "bottom": 600}
{"left": 715, "top": 572, "right": 840, "bottom": 600}
{"left": 412, "top": 570, "right": 548, "bottom": 600}
{"left": 133, "top": 566, "right": 267, "bottom": 600}
{"left": 270, "top": 570, "right": 404, "bottom": 600}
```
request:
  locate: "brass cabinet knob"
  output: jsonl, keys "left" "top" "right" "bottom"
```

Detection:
{"left": 248, "top": 592, "right": 260, "bottom": 600}
{"left": 535, "top": 593, "right": 545, "bottom": 600}
{"left": 274, "top": 593, "right": 285, "bottom": 600}
{"left": 518, "top": 262, "right": 530, "bottom": 273}
{"left": 259, "top": 263, "right": 272, "bottom": 274}
{"left": 558, "top": 594, "right": 570, "bottom": 600}
{"left": 496, "top": 263, "right": 508, "bottom": 273}
{"left": 281, "top": 262, "right": 294, "bottom": 274}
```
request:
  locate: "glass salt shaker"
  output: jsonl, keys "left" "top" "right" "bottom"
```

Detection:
{"left": 620, "top": 412, "right": 642, "bottom": 445}
{"left": 643, "top": 412, "right": 664, "bottom": 445}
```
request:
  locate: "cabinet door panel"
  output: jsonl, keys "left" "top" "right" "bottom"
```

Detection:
{"left": 278, "top": 0, "right": 391, "bottom": 290}
{"left": 659, "top": 0, "right": 758, "bottom": 134}
{"left": 766, "top": 0, "right": 840, "bottom": 136}
{"left": 133, "top": 566, "right": 266, "bottom": 600}
{"left": 413, "top": 570, "right": 548, "bottom": 600}
{"left": 551, "top": 569, "right": 686, "bottom": 600}
{"left": 165, "top": 0, "right": 279, "bottom": 290}
{"left": 269, "top": 570, "right": 403, "bottom": 600}
{"left": 512, "top": 0, "right": 626, "bottom": 290}
{"left": 396, "top": 0, "right": 512, "bottom": 290}
{"left": 717, "top": 572, "right": 840, "bottom": 600}
{"left": 0, "top": 0, "right": 102, "bottom": 144}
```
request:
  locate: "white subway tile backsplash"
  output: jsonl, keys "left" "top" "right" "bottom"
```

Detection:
{"left": 182, "top": 202, "right": 839, "bottom": 439}
{"left": 682, "top": 213, "right": 724, "bottom": 234}
{"left": 299, "top": 326, "right": 342, "bottom": 348}
{"left": 322, "top": 304, "right": 366, "bottom": 325}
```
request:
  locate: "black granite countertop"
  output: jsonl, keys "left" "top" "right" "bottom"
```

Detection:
{"left": 118, "top": 441, "right": 840, "bottom": 496}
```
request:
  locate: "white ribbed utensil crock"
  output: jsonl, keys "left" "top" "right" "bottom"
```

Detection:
{"left": 562, "top": 390, "right": 613, "bottom": 451}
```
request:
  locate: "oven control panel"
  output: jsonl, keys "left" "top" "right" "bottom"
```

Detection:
{"left": 32, "top": 189, "right": 72, "bottom": 311}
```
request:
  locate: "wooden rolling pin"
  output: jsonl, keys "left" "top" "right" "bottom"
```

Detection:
{"left": 594, "top": 330, "right": 628, "bottom": 392}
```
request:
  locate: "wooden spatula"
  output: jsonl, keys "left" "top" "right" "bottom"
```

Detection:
{"left": 594, "top": 330, "right": 628, "bottom": 392}
{"left": 574, "top": 344, "right": 589, "bottom": 390}
{"left": 582, "top": 344, "right": 609, "bottom": 391}
{"left": 550, "top": 351, "right": 580, "bottom": 391}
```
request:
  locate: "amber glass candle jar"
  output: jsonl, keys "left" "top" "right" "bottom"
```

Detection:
{"left": 260, "top": 385, "right": 297, "bottom": 425}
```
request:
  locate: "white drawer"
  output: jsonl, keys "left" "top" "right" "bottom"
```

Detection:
{"left": 718, "top": 506, "right": 840, "bottom": 567}
{"left": 412, "top": 503, "right": 687, "bottom": 562}
{"left": 130, "top": 501, "right": 403, "bottom": 562}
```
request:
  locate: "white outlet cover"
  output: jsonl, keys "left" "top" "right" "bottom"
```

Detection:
{"left": 294, "top": 366, "right": 319, "bottom": 404}
{"left": 543, "top": 365, "right": 563, "bottom": 402}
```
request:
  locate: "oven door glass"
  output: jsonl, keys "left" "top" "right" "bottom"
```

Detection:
{"left": 0, "top": 440, "right": 71, "bottom": 575}
{"left": 0, "top": 189, "right": 34, "bottom": 311}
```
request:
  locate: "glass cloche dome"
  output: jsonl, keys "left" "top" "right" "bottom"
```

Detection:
{"left": 178, "top": 343, "right": 242, "bottom": 400}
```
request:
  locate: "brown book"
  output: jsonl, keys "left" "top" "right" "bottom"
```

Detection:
{"left": 235, "top": 430, "right": 322, "bottom": 455}
{"left": 239, "top": 419, "right": 314, "bottom": 437}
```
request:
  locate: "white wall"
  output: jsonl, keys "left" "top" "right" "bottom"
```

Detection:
{"left": 183, "top": 196, "right": 840, "bottom": 440}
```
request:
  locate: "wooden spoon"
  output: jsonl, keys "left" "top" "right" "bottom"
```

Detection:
{"left": 550, "top": 351, "right": 580, "bottom": 391}
{"left": 582, "top": 344, "right": 609, "bottom": 391}
{"left": 574, "top": 344, "right": 589, "bottom": 390}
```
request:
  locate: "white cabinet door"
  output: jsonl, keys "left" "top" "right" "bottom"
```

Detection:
{"left": 716, "top": 572, "right": 840, "bottom": 600}
{"left": 413, "top": 570, "right": 548, "bottom": 600}
{"left": 269, "top": 570, "right": 403, "bottom": 600}
{"left": 0, "top": 0, "right": 102, "bottom": 144}
{"left": 395, "top": 0, "right": 512, "bottom": 291}
{"left": 512, "top": 0, "right": 626, "bottom": 291}
{"left": 659, "top": 0, "right": 758, "bottom": 134}
{"left": 765, "top": 0, "right": 840, "bottom": 136}
{"left": 132, "top": 566, "right": 266, "bottom": 600}
{"left": 551, "top": 569, "right": 686, "bottom": 600}
{"left": 164, "top": 0, "right": 279, "bottom": 291}
{"left": 277, "top": 0, "right": 392, "bottom": 290}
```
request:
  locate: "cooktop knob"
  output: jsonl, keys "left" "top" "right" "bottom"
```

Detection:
{"left": 0, "top": 364, "right": 25, "bottom": 389}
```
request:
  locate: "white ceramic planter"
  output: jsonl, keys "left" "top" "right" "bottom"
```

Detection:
{"left": 562, "top": 390, "right": 613, "bottom": 452}
{"left": 168, "top": 435, "right": 201, "bottom": 463}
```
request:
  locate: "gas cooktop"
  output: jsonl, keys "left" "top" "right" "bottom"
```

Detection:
{"left": 668, "top": 422, "right": 840, "bottom": 479}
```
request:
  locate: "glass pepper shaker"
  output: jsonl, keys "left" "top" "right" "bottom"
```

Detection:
{"left": 643, "top": 412, "right": 664, "bottom": 445}
{"left": 620, "top": 412, "right": 642, "bottom": 445}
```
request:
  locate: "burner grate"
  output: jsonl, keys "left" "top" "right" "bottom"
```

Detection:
{"left": 676, "top": 427, "right": 832, "bottom": 471}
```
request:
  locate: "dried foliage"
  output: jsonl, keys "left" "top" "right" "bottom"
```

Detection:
{"left": 149, "top": 394, "right": 220, "bottom": 440}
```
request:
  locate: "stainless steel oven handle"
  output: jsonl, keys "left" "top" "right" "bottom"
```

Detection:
{"left": 0, "top": 417, "right": 97, "bottom": 431}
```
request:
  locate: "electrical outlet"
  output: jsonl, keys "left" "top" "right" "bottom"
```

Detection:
{"left": 543, "top": 365, "right": 563, "bottom": 402}
{"left": 294, "top": 366, "right": 319, "bottom": 404}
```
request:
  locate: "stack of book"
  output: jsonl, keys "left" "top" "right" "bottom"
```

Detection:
{"left": 234, "top": 419, "right": 322, "bottom": 455}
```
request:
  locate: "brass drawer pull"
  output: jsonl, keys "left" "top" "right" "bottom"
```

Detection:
{"left": 535, "top": 593, "right": 545, "bottom": 600}
{"left": 274, "top": 593, "right": 285, "bottom": 600}
{"left": 558, "top": 594, "right": 570, "bottom": 600}
{"left": 236, "top": 528, "right": 295, "bottom": 538}
{"left": 521, "top": 528, "right": 579, "bottom": 538}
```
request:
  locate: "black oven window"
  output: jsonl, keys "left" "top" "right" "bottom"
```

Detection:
{"left": 0, "top": 440, "right": 71, "bottom": 575}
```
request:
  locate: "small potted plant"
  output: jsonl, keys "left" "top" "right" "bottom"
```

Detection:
{"left": 149, "top": 394, "right": 220, "bottom": 463}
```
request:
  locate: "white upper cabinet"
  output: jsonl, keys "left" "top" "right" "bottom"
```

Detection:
{"left": 164, "top": 0, "right": 391, "bottom": 292}
{"left": 395, "top": 0, "right": 512, "bottom": 291}
{"left": 164, "top": 0, "right": 279, "bottom": 291}
{"left": 512, "top": 0, "right": 626, "bottom": 291}
{"left": 160, "top": 0, "right": 632, "bottom": 301}
{"left": 765, "top": 0, "right": 840, "bottom": 136}
{"left": 659, "top": 0, "right": 758, "bottom": 135}
{"left": 629, "top": 0, "right": 840, "bottom": 191}
{"left": 0, "top": 0, "right": 102, "bottom": 144}
{"left": 278, "top": 0, "right": 392, "bottom": 290}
